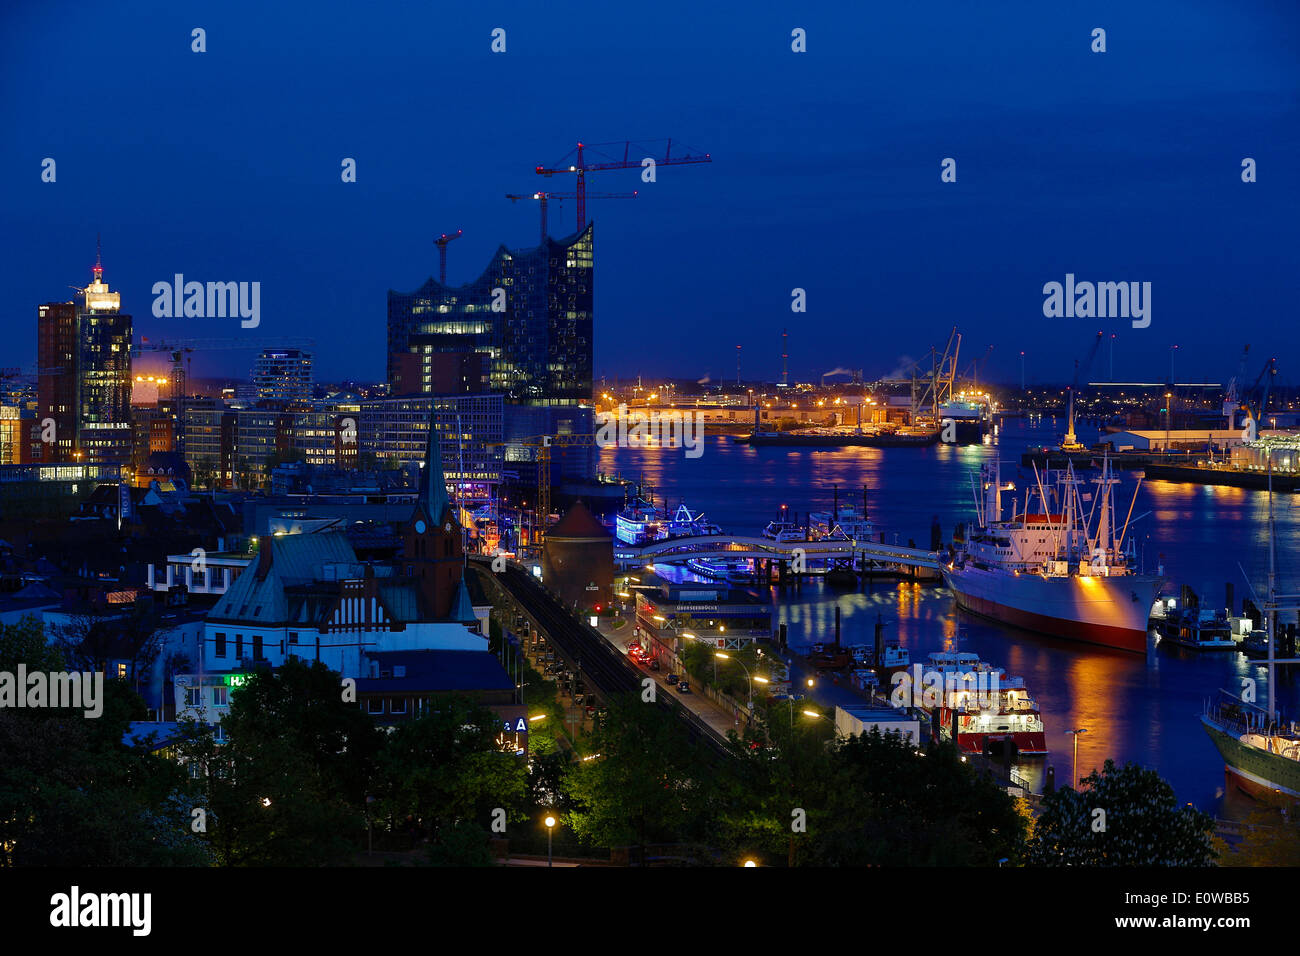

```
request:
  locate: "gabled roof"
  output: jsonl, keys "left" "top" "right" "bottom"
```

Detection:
{"left": 211, "top": 532, "right": 357, "bottom": 624}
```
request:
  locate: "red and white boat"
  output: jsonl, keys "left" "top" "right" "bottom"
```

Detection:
{"left": 943, "top": 456, "right": 1161, "bottom": 653}
{"left": 918, "top": 651, "right": 1047, "bottom": 756}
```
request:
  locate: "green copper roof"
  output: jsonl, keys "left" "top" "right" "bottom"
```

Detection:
{"left": 419, "top": 414, "right": 452, "bottom": 521}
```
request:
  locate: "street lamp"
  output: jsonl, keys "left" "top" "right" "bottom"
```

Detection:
{"left": 742, "top": 859, "right": 758, "bottom": 867}
{"left": 1066, "top": 728, "right": 1089, "bottom": 787}
{"left": 544, "top": 815, "right": 556, "bottom": 867}
{"left": 716, "top": 652, "right": 754, "bottom": 712}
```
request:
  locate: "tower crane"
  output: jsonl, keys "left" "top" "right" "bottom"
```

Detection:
{"left": 506, "top": 191, "right": 637, "bottom": 245}
{"left": 1061, "top": 331, "right": 1103, "bottom": 452}
{"left": 434, "top": 230, "right": 462, "bottom": 284}
{"left": 535, "top": 139, "right": 711, "bottom": 232}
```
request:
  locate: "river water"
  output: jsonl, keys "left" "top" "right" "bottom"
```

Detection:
{"left": 599, "top": 416, "right": 1300, "bottom": 815}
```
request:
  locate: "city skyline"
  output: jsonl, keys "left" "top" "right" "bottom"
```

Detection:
{"left": 3, "top": 0, "right": 1296, "bottom": 385}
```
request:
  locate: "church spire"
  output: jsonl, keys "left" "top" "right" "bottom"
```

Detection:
{"left": 418, "top": 410, "right": 452, "bottom": 521}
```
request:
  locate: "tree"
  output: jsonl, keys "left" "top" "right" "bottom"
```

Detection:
{"left": 372, "top": 695, "right": 527, "bottom": 863}
{"left": 809, "top": 731, "right": 1026, "bottom": 866}
{"left": 0, "top": 619, "right": 210, "bottom": 866}
{"left": 47, "top": 603, "right": 166, "bottom": 700}
{"left": 563, "top": 694, "right": 711, "bottom": 861}
{"left": 175, "top": 658, "right": 382, "bottom": 865}
{"left": 1025, "top": 759, "right": 1216, "bottom": 866}
{"left": 1216, "top": 806, "right": 1300, "bottom": 866}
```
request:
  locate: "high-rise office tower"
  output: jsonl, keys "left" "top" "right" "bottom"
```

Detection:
{"left": 37, "top": 301, "right": 78, "bottom": 461}
{"left": 252, "top": 348, "right": 313, "bottom": 404}
{"left": 38, "top": 247, "right": 133, "bottom": 463}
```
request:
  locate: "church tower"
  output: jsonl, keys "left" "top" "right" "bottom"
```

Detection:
{"left": 403, "top": 409, "right": 464, "bottom": 619}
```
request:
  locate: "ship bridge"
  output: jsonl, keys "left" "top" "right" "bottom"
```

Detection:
{"left": 614, "top": 534, "right": 941, "bottom": 573}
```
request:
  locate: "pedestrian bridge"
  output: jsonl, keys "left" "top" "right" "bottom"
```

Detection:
{"left": 613, "top": 534, "right": 941, "bottom": 572}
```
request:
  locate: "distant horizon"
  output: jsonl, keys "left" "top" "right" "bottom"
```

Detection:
{"left": 4, "top": 0, "right": 1296, "bottom": 387}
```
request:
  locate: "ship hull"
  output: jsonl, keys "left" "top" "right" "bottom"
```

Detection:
{"left": 942, "top": 565, "right": 1161, "bottom": 653}
{"left": 1201, "top": 716, "right": 1300, "bottom": 801}
{"left": 952, "top": 730, "right": 1047, "bottom": 756}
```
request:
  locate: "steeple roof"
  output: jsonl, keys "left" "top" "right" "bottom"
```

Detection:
{"left": 418, "top": 412, "right": 452, "bottom": 521}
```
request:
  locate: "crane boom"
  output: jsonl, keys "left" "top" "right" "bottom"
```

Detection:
{"left": 535, "top": 138, "right": 710, "bottom": 231}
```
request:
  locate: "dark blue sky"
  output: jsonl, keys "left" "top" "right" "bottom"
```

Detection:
{"left": 2, "top": 0, "right": 1296, "bottom": 386}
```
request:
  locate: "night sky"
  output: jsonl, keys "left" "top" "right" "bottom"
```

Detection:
{"left": 2, "top": 0, "right": 1296, "bottom": 385}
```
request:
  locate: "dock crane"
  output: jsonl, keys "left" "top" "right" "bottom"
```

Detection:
{"left": 434, "top": 230, "right": 462, "bottom": 284}
{"left": 1222, "top": 345, "right": 1251, "bottom": 429}
{"left": 535, "top": 139, "right": 711, "bottom": 233}
{"left": 1061, "top": 331, "right": 1104, "bottom": 452}
{"left": 1239, "top": 356, "right": 1279, "bottom": 435}
{"left": 505, "top": 191, "right": 637, "bottom": 245}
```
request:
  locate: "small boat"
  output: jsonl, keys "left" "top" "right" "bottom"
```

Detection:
{"left": 1154, "top": 587, "right": 1236, "bottom": 650}
{"left": 762, "top": 519, "right": 806, "bottom": 543}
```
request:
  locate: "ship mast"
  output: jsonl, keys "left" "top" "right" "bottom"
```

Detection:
{"left": 1267, "top": 451, "right": 1277, "bottom": 721}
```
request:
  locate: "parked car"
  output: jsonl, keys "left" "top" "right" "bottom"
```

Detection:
{"left": 677, "top": 680, "right": 691, "bottom": 694}
{"left": 665, "top": 673, "right": 678, "bottom": 684}
{"left": 650, "top": 658, "right": 660, "bottom": 671}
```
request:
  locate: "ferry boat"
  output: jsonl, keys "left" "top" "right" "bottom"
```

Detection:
{"left": 1154, "top": 588, "right": 1235, "bottom": 650}
{"left": 903, "top": 651, "right": 1047, "bottom": 756}
{"left": 938, "top": 394, "right": 993, "bottom": 444}
{"left": 664, "top": 503, "right": 722, "bottom": 538}
{"left": 687, "top": 556, "right": 752, "bottom": 584}
{"left": 762, "top": 516, "right": 807, "bottom": 543}
{"left": 614, "top": 495, "right": 667, "bottom": 545}
{"left": 942, "top": 455, "right": 1162, "bottom": 653}
{"left": 810, "top": 507, "right": 873, "bottom": 542}
{"left": 614, "top": 497, "right": 721, "bottom": 546}
{"left": 1202, "top": 458, "right": 1300, "bottom": 801}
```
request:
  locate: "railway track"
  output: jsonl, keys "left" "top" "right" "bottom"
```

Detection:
{"left": 471, "top": 558, "right": 732, "bottom": 760}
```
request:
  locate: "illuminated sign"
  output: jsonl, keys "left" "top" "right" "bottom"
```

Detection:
{"left": 224, "top": 674, "right": 250, "bottom": 688}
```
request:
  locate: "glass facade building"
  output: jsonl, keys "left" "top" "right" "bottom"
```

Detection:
{"left": 387, "top": 225, "right": 593, "bottom": 407}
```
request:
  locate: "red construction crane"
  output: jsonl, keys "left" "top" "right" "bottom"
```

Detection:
{"left": 435, "top": 230, "right": 462, "bottom": 284}
{"left": 535, "top": 139, "right": 711, "bottom": 232}
{"left": 505, "top": 190, "right": 638, "bottom": 244}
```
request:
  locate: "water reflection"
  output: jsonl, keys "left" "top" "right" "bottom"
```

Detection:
{"left": 603, "top": 419, "right": 1300, "bottom": 816}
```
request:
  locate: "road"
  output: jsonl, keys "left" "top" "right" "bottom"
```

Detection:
{"left": 591, "top": 615, "right": 752, "bottom": 742}
{"left": 472, "top": 560, "right": 732, "bottom": 759}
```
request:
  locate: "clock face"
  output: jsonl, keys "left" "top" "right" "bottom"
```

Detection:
{"left": 415, "top": 520, "right": 426, "bottom": 534}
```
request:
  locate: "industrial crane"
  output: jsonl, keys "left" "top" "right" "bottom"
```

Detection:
{"left": 535, "top": 139, "right": 711, "bottom": 232}
{"left": 434, "top": 230, "right": 462, "bottom": 284}
{"left": 1061, "top": 331, "right": 1103, "bottom": 452}
{"left": 1240, "top": 356, "right": 1279, "bottom": 433}
{"left": 487, "top": 432, "right": 597, "bottom": 544}
{"left": 1222, "top": 345, "right": 1251, "bottom": 429}
{"left": 506, "top": 191, "right": 637, "bottom": 244}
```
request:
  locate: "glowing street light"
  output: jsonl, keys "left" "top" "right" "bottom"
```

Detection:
{"left": 545, "top": 814, "right": 557, "bottom": 867}
{"left": 1066, "top": 728, "right": 1089, "bottom": 787}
